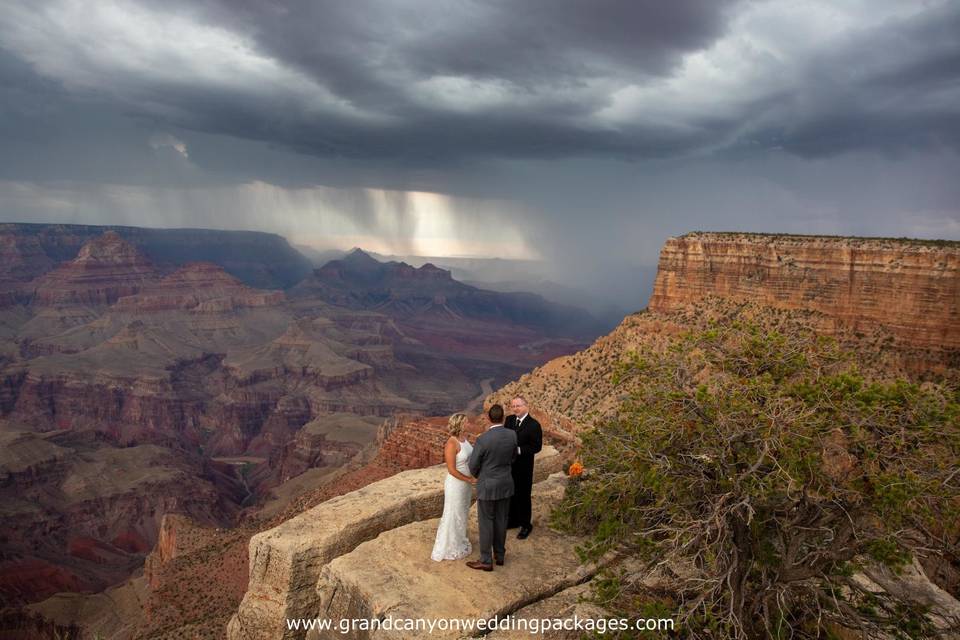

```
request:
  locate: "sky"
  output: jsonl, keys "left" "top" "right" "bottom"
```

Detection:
{"left": 0, "top": 0, "right": 958, "bottom": 306}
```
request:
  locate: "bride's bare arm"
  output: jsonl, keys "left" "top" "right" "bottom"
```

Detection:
{"left": 444, "top": 437, "right": 475, "bottom": 483}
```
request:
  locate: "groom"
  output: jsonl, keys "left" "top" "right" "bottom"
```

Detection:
{"left": 466, "top": 403, "right": 517, "bottom": 571}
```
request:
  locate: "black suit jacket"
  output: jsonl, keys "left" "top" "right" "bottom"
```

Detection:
{"left": 505, "top": 413, "right": 542, "bottom": 471}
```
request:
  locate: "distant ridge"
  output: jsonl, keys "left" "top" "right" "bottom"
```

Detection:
{"left": 293, "top": 249, "right": 604, "bottom": 338}
{"left": 0, "top": 222, "right": 312, "bottom": 289}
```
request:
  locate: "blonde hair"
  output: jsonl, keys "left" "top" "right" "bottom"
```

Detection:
{"left": 447, "top": 413, "right": 467, "bottom": 437}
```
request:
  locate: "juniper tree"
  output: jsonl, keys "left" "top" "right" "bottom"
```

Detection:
{"left": 553, "top": 321, "right": 960, "bottom": 639}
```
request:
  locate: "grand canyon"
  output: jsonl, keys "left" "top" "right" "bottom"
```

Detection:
{"left": 1, "top": 228, "right": 957, "bottom": 639}
{"left": 3, "top": 3, "right": 958, "bottom": 637}
{"left": 0, "top": 223, "right": 604, "bottom": 637}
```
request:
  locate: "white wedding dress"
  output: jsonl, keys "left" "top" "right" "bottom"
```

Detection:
{"left": 431, "top": 438, "right": 474, "bottom": 561}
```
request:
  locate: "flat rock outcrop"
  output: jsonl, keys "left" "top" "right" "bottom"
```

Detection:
{"left": 227, "top": 446, "right": 563, "bottom": 640}
{"left": 484, "top": 581, "right": 609, "bottom": 640}
{"left": 307, "top": 473, "right": 592, "bottom": 640}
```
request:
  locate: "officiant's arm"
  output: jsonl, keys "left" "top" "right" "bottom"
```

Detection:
{"left": 445, "top": 438, "right": 475, "bottom": 483}
{"left": 519, "top": 422, "right": 543, "bottom": 457}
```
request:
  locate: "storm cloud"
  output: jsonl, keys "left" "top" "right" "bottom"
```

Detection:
{"left": 0, "top": 0, "right": 958, "bottom": 310}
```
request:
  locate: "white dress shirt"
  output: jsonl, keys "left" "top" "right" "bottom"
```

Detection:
{"left": 514, "top": 413, "right": 528, "bottom": 454}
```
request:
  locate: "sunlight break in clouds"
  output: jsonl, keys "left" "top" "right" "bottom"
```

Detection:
{"left": 149, "top": 133, "right": 189, "bottom": 159}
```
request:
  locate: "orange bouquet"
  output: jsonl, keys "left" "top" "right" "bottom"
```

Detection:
{"left": 567, "top": 460, "right": 584, "bottom": 477}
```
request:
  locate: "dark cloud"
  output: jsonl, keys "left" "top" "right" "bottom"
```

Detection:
{"left": 0, "top": 0, "right": 958, "bottom": 312}
{"left": 1, "top": 0, "right": 958, "bottom": 167}
{"left": 741, "top": 1, "right": 960, "bottom": 158}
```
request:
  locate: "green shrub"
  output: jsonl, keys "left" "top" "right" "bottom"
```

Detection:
{"left": 552, "top": 321, "right": 960, "bottom": 639}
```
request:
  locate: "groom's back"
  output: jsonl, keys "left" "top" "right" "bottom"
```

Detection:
{"left": 469, "top": 427, "right": 517, "bottom": 501}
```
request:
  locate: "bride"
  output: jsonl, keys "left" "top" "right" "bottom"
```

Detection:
{"left": 431, "top": 413, "right": 476, "bottom": 561}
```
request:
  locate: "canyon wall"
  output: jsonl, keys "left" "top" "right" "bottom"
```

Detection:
{"left": 495, "top": 232, "right": 960, "bottom": 431}
{"left": 649, "top": 232, "right": 960, "bottom": 352}
{"left": 0, "top": 222, "right": 313, "bottom": 290}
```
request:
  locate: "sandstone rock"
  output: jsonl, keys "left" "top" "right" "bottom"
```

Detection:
{"left": 113, "top": 262, "right": 284, "bottom": 313}
{"left": 484, "top": 581, "right": 609, "bottom": 640}
{"left": 29, "top": 232, "right": 158, "bottom": 306}
{"left": 649, "top": 233, "right": 960, "bottom": 353}
{"left": 372, "top": 415, "right": 470, "bottom": 471}
{"left": 223, "top": 318, "right": 375, "bottom": 389}
{"left": 143, "top": 513, "right": 220, "bottom": 588}
{"left": 227, "top": 447, "right": 562, "bottom": 640}
{"left": 307, "top": 474, "right": 594, "bottom": 640}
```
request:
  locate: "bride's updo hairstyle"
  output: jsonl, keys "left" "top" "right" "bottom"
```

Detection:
{"left": 447, "top": 413, "right": 467, "bottom": 437}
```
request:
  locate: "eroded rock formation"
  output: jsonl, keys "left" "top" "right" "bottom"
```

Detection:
{"left": 650, "top": 232, "right": 960, "bottom": 354}
{"left": 114, "top": 262, "right": 285, "bottom": 312}
{"left": 12, "top": 230, "right": 960, "bottom": 638}
{"left": 0, "top": 222, "right": 313, "bottom": 290}
{"left": 0, "top": 428, "right": 235, "bottom": 604}
{"left": 28, "top": 232, "right": 158, "bottom": 306}
{"left": 0, "top": 229, "right": 592, "bottom": 616}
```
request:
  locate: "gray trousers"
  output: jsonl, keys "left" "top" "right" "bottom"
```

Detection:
{"left": 477, "top": 497, "right": 511, "bottom": 564}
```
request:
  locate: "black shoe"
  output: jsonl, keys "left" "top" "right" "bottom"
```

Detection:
{"left": 517, "top": 525, "right": 533, "bottom": 539}
{"left": 494, "top": 555, "right": 504, "bottom": 566}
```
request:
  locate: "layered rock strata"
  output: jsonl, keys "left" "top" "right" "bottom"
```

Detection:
{"left": 649, "top": 232, "right": 960, "bottom": 351}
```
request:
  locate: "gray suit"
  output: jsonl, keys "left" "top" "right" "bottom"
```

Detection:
{"left": 468, "top": 425, "right": 517, "bottom": 564}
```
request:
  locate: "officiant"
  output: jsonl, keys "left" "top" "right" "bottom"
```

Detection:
{"left": 505, "top": 396, "right": 542, "bottom": 539}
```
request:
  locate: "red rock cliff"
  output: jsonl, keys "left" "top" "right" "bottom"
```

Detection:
{"left": 29, "top": 231, "right": 158, "bottom": 306}
{"left": 649, "top": 232, "right": 960, "bottom": 351}
{"left": 113, "top": 262, "right": 284, "bottom": 312}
